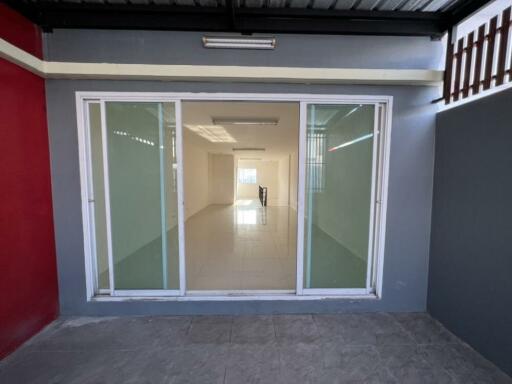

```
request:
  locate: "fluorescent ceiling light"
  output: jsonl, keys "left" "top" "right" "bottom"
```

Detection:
{"left": 212, "top": 118, "right": 279, "bottom": 126}
{"left": 185, "top": 124, "right": 237, "bottom": 143}
{"left": 232, "top": 148, "right": 266, "bottom": 151}
{"left": 202, "top": 36, "right": 276, "bottom": 50}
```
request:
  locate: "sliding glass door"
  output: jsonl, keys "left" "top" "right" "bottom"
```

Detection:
{"left": 85, "top": 100, "right": 183, "bottom": 295}
{"left": 80, "top": 93, "right": 389, "bottom": 299}
{"left": 300, "top": 102, "right": 383, "bottom": 294}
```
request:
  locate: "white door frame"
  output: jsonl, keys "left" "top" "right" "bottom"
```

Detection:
{"left": 76, "top": 91, "right": 392, "bottom": 301}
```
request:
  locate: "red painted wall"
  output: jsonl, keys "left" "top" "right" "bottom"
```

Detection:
{"left": 0, "top": 5, "right": 59, "bottom": 359}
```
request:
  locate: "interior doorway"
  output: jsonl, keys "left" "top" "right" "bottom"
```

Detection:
{"left": 182, "top": 101, "right": 299, "bottom": 292}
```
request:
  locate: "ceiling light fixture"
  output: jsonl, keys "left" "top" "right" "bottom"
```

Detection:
{"left": 202, "top": 36, "right": 276, "bottom": 50}
{"left": 212, "top": 118, "right": 279, "bottom": 126}
{"left": 232, "top": 148, "right": 266, "bottom": 151}
{"left": 184, "top": 124, "right": 237, "bottom": 143}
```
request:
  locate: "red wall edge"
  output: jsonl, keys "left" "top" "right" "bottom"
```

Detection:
{"left": 0, "top": 4, "right": 43, "bottom": 59}
{"left": 0, "top": 6, "right": 59, "bottom": 359}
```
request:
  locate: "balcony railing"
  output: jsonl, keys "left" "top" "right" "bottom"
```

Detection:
{"left": 258, "top": 185, "right": 267, "bottom": 207}
{"left": 442, "top": 6, "right": 511, "bottom": 104}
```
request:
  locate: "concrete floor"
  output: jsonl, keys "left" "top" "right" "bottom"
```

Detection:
{"left": 1, "top": 313, "right": 511, "bottom": 384}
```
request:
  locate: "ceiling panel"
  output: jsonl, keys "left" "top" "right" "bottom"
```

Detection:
{"left": 356, "top": 0, "right": 381, "bottom": 11}
{"left": 289, "top": 0, "right": 311, "bottom": 8}
{"left": 268, "top": 0, "right": 287, "bottom": 8}
{"left": 311, "top": 0, "right": 337, "bottom": 9}
{"left": 333, "top": 0, "right": 358, "bottom": 10}
{"left": 32, "top": 0, "right": 471, "bottom": 11}
{"left": 423, "top": 0, "right": 451, "bottom": 11}
{"left": 244, "top": 0, "right": 266, "bottom": 7}
{"left": 400, "top": 0, "right": 430, "bottom": 11}
{"left": 9, "top": 0, "right": 492, "bottom": 38}
{"left": 377, "top": 0, "right": 405, "bottom": 11}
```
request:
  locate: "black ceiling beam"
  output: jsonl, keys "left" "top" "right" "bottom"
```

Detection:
{"left": 445, "top": 0, "right": 495, "bottom": 26}
{"left": 5, "top": 1, "right": 450, "bottom": 38}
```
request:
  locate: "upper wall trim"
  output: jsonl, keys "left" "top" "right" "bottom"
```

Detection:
{"left": 0, "top": 38, "right": 443, "bottom": 86}
{"left": 0, "top": 37, "right": 44, "bottom": 75}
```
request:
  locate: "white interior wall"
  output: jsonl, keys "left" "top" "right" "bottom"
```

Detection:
{"left": 209, "top": 153, "right": 235, "bottom": 205}
{"left": 184, "top": 130, "right": 236, "bottom": 219}
{"left": 289, "top": 152, "right": 298, "bottom": 210}
{"left": 183, "top": 131, "right": 210, "bottom": 220}
{"left": 278, "top": 156, "right": 290, "bottom": 206}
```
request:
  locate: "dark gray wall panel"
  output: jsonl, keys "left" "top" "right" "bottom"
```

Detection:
{"left": 43, "top": 30, "right": 444, "bottom": 70}
{"left": 429, "top": 88, "right": 512, "bottom": 376}
{"left": 45, "top": 80, "right": 438, "bottom": 316}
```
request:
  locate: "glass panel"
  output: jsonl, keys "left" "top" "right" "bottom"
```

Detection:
{"left": 105, "top": 102, "right": 179, "bottom": 290}
{"left": 89, "top": 103, "right": 109, "bottom": 290}
{"left": 304, "top": 104, "right": 375, "bottom": 289}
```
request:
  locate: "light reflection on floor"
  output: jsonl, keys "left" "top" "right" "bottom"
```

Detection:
{"left": 185, "top": 199, "right": 297, "bottom": 290}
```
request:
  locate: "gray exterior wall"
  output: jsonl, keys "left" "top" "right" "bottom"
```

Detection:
{"left": 43, "top": 29, "right": 444, "bottom": 69}
{"left": 429, "top": 88, "right": 512, "bottom": 376}
{"left": 43, "top": 30, "right": 442, "bottom": 316}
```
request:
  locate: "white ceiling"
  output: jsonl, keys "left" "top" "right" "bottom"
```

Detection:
{"left": 182, "top": 101, "right": 299, "bottom": 160}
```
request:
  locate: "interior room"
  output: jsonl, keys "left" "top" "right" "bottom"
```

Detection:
{"left": 182, "top": 101, "right": 299, "bottom": 291}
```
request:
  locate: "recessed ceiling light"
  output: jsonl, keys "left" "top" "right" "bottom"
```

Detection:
{"left": 185, "top": 124, "right": 237, "bottom": 143}
{"left": 202, "top": 36, "right": 276, "bottom": 50}
{"left": 212, "top": 118, "right": 279, "bottom": 126}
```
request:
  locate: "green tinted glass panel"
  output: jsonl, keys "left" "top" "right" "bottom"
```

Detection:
{"left": 105, "top": 102, "right": 179, "bottom": 290}
{"left": 304, "top": 104, "right": 375, "bottom": 289}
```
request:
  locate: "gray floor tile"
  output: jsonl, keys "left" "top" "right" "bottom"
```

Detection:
{"left": 0, "top": 350, "right": 94, "bottom": 384}
{"left": 231, "top": 315, "right": 275, "bottom": 344}
{"left": 278, "top": 342, "right": 323, "bottom": 372}
{"left": 387, "top": 365, "right": 455, "bottom": 384}
{"left": 378, "top": 344, "right": 455, "bottom": 384}
{"left": 377, "top": 344, "right": 430, "bottom": 370}
{"left": 333, "top": 313, "right": 415, "bottom": 346}
{"left": 391, "top": 313, "right": 458, "bottom": 344}
{"left": 225, "top": 365, "right": 280, "bottom": 384}
{"left": 363, "top": 367, "right": 399, "bottom": 384}
{"left": 24, "top": 316, "right": 192, "bottom": 352}
{"left": 167, "top": 344, "right": 229, "bottom": 384}
{"left": 229, "top": 343, "right": 280, "bottom": 368}
{"left": 313, "top": 314, "right": 347, "bottom": 342}
{"left": 436, "top": 343, "right": 512, "bottom": 384}
{"left": 69, "top": 348, "right": 178, "bottom": 384}
{"left": 273, "top": 314, "right": 320, "bottom": 343}
{"left": 311, "top": 366, "right": 398, "bottom": 384}
{"left": 187, "top": 315, "right": 232, "bottom": 344}
{"left": 322, "top": 344, "right": 381, "bottom": 380}
{"left": 419, "top": 344, "right": 478, "bottom": 379}
{"left": 1, "top": 313, "right": 510, "bottom": 384}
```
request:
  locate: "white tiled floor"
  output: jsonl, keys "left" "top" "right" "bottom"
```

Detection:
{"left": 186, "top": 199, "right": 297, "bottom": 291}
